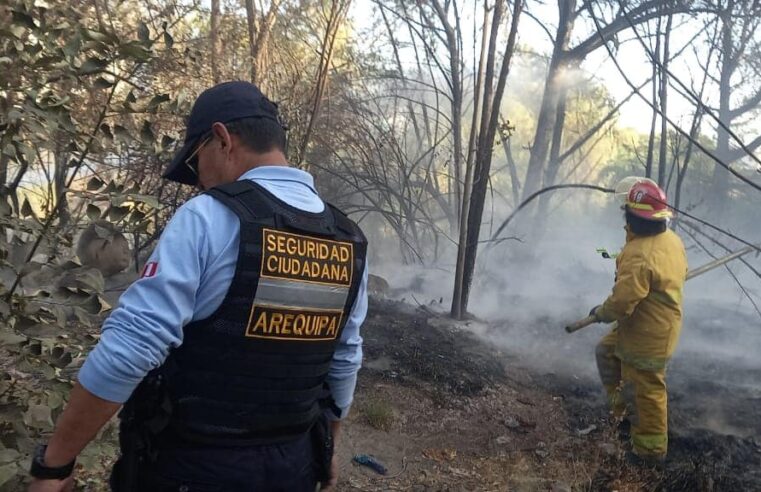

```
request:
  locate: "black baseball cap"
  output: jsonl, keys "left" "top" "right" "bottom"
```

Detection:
{"left": 163, "top": 81, "right": 282, "bottom": 185}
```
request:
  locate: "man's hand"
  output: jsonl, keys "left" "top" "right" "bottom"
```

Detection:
{"left": 27, "top": 383, "right": 120, "bottom": 489}
{"left": 589, "top": 305, "right": 602, "bottom": 320}
{"left": 320, "top": 419, "right": 342, "bottom": 490}
{"left": 28, "top": 477, "right": 74, "bottom": 492}
{"left": 320, "top": 454, "right": 339, "bottom": 491}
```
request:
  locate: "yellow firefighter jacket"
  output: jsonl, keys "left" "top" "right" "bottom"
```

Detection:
{"left": 596, "top": 228, "right": 688, "bottom": 371}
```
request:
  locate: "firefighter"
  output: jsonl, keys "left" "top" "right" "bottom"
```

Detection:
{"left": 28, "top": 81, "right": 368, "bottom": 491}
{"left": 591, "top": 179, "right": 688, "bottom": 466}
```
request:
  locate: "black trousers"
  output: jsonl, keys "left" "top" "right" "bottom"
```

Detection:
{"left": 110, "top": 431, "right": 317, "bottom": 492}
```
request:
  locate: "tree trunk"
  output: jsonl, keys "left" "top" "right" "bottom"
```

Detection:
{"left": 53, "top": 143, "right": 70, "bottom": 257}
{"left": 401, "top": 0, "right": 459, "bottom": 232}
{"left": 451, "top": 1, "right": 491, "bottom": 319}
{"left": 521, "top": 0, "right": 576, "bottom": 200}
{"left": 0, "top": 100, "right": 9, "bottom": 191}
{"left": 210, "top": 0, "right": 220, "bottom": 84}
{"left": 379, "top": 6, "right": 422, "bottom": 145}
{"left": 426, "top": 0, "right": 464, "bottom": 223}
{"left": 251, "top": 0, "right": 283, "bottom": 89}
{"left": 675, "top": 20, "right": 719, "bottom": 216}
{"left": 645, "top": 15, "right": 661, "bottom": 179}
{"left": 296, "top": 0, "right": 351, "bottom": 168}
{"left": 536, "top": 83, "right": 569, "bottom": 220}
{"left": 658, "top": 11, "right": 673, "bottom": 187}
{"left": 710, "top": 1, "right": 735, "bottom": 209}
{"left": 452, "top": 0, "right": 522, "bottom": 318}
{"left": 245, "top": 0, "right": 257, "bottom": 83}
{"left": 523, "top": 0, "right": 685, "bottom": 198}
{"left": 0, "top": 90, "right": 15, "bottom": 207}
{"left": 674, "top": 109, "right": 702, "bottom": 217}
{"left": 0, "top": 154, "right": 8, "bottom": 195}
{"left": 379, "top": 4, "right": 456, "bottom": 234}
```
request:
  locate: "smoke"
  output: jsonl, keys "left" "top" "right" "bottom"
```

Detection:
{"left": 369, "top": 202, "right": 761, "bottom": 436}
{"left": 372, "top": 205, "right": 625, "bottom": 374}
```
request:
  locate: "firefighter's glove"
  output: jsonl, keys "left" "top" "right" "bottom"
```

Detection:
{"left": 589, "top": 305, "right": 602, "bottom": 321}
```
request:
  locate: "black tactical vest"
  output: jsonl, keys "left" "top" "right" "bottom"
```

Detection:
{"left": 124, "top": 180, "right": 367, "bottom": 445}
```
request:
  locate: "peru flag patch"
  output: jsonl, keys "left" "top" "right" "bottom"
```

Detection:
{"left": 141, "top": 261, "right": 159, "bottom": 278}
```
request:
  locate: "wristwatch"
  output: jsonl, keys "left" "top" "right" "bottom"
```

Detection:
{"left": 29, "top": 444, "right": 75, "bottom": 480}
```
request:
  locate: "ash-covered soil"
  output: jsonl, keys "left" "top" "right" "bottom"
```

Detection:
{"left": 338, "top": 298, "right": 761, "bottom": 491}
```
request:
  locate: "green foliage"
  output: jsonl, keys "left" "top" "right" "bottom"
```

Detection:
{"left": 0, "top": 2, "right": 357, "bottom": 482}
{"left": 70, "top": 178, "right": 158, "bottom": 235}
{"left": 0, "top": 0, "right": 180, "bottom": 486}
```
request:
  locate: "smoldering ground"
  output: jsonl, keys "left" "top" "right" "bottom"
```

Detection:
{"left": 371, "top": 203, "right": 761, "bottom": 441}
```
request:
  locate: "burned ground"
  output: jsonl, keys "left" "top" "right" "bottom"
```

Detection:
{"left": 338, "top": 298, "right": 761, "bottom": 491}
{"left": 2, "top": 294, "right": 756, "bottom": 491}
{"left": 361, "top": 300, "right": 506, "bottom": 398}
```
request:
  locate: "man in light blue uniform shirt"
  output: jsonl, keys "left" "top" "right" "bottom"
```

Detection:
{"left": 79, "top": 165, "right": 367, "bottom": 416}
{"left": 29, "top": 82, "right": 368, "bottom": 492}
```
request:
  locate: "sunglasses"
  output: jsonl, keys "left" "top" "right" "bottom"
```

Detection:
{"left": 184, "top": 133, "right": 212, "bottom": 178}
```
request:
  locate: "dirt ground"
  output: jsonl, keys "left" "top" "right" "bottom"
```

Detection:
{"left": 3, "top": 292, "right": 757, "bottom": 491}
{"left": 336, "top": 299, "right": 761, "bottom": 491}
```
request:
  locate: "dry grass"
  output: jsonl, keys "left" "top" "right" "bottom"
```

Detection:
{"left": 362, "top": 396, "right": 394, "bottom": 431}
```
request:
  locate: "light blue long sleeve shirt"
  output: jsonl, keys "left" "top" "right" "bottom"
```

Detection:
{"left": 78, "top": 166, "right": 367, "bottom": 418}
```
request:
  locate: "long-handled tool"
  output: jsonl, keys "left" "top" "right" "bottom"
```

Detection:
{"left": 565, "top": 245, "right": 758, "bottom": 333}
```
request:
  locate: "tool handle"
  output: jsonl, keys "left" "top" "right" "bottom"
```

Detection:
{"left": 565, "top": 315, "right": 598, "bottom": 333}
